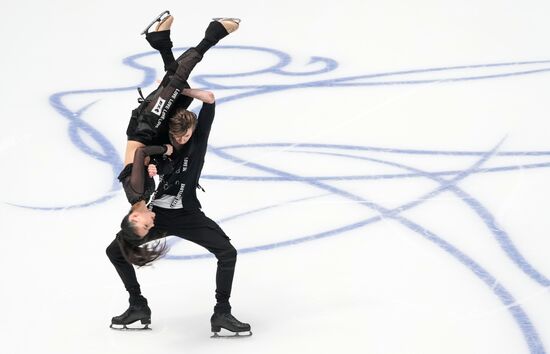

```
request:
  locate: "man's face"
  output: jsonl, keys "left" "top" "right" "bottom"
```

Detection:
{"left": 172, "top": 128, "right": 193, "bottom": 145}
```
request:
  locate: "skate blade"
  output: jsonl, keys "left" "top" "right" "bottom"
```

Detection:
{"left": 110, "top": 323, "right": 152, "bottom": 331}
{"left": 212, "top": 17, "right": 241, "bottom": 24}
{"left": 210, "top": 329, "right": 252, "bottom": 339}
{"left": 141, "top": 10, "right": 171, "bottom": 35}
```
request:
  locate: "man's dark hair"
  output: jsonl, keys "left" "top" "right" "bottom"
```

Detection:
{"left": 169, "top": 108, "right": 197, "bottom": 136}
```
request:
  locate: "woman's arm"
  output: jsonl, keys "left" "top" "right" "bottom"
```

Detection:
{"left": 128, "top": 145, "right": 172, "bottom": 194}
{"left": 124, "top": 140, "right": 146, "bottom": 166}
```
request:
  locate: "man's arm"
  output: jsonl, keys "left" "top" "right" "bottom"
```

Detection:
{"left": 125, "top": 89, "right": 212, "bottom": 165}
{"left": 181, "top": 88, "right": 215, "bottom": 104}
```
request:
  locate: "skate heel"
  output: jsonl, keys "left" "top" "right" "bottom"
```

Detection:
{"left": 141, "top": 10, "right": 171, "bottom": 35}
{"left": 141, "top": 318, "right": 151, "bottom": 325}
{"left": 211, "top": 325, "right": 221, "bottom": 332}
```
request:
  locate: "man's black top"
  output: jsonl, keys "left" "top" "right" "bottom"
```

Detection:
{"left": 151, "top": 102, "right": 215, "bottom": 210}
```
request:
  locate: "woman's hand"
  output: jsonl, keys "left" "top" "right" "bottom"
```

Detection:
{"left": 164, "top": 144, "right": 174, "bottom": 156}
{"left": 148, "top": 164, "right": 158, "bottom": 177}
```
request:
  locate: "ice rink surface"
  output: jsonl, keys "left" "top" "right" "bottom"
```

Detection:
{"left": 1, "top": 0, "right": 549, "bottom": 353}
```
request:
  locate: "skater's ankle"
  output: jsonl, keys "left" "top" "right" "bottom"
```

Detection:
{"left": 194, "top": 20, "right": 236, "bottom": 55}
{"left": 129, "top": 295, "right": 148, "bottom": 306}
{"left": 213, "top": 303, "right": 231, "bottom": 315}
{"left": 204, "top": 21, "right": 230, "bottom": 43}
{"left": 213, "top": 310, "right": 230, "bottom": 316}
{"left": 146, "top": 30, "right": 173, "bottom": 50}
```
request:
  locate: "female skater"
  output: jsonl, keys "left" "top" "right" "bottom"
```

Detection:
{"left": 123, "top": 11, "right": 239, "bottom": 165}
{"left": 106, "top": 13, "right": 251, "bottom": 337}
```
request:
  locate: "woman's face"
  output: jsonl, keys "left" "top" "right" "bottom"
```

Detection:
{"left": 172, "top": 128, "right": 193, "bottom": 145}
{"left": 129, "top": 209, "right": 156, "bottom": 238}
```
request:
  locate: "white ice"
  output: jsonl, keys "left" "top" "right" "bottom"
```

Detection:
{"left": 1, "top": 1, "right": 549, "bottom": 353}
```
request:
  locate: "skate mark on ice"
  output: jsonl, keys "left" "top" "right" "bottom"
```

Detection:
{"left": 18, "top": 46, "right": 550, "bottom": 353}
{"left": 168, "top": 139, "right": 547, "bottom": 354}
{"left": 15, "top": 46, "right": 550, "bottom": 209}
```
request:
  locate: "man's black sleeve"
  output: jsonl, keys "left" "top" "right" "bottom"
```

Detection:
{"left": 194, "top": 102, "right": 216, "bottom": 140}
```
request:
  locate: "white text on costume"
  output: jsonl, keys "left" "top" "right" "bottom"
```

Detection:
{"left": 155, "top": 88, "right": 181, "bottom": 128}
{"left": 171, "top": 183, "right": 186, "bottom": 208}
{"left": 176, "top": 157, "right": 189, "bottom": 174}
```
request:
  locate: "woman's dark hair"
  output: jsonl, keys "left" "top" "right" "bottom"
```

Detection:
{"left": 116, "top": 213, "right": 168, "bottom": 267}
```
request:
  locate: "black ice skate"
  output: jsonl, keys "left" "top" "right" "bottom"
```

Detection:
{"left": 141, "top": 10, "right": 171, "bottom": 35}
{"left": 210, "top": 312, "right": 252, "bottom": 338}
{"left": 110, "top": 303, "right": 152, "bottom": 330}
